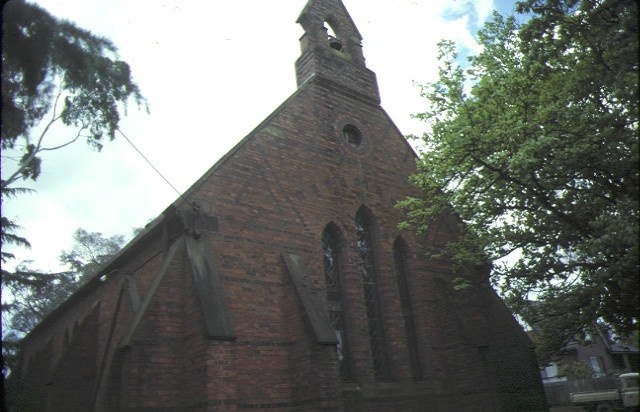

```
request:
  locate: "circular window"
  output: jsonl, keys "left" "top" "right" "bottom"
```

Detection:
{"left": 342, "top": 124, "right": 362, "bottom": 148}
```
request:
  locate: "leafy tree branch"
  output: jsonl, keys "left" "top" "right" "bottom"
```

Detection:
{"left": 2, "top": 228, "right": 128, "bottom": 373}
{"left": 1, "top": 0, "right": 146, "bottom": 265}
{"left": 402, "top": 0, "right": 638, "bottom": 363}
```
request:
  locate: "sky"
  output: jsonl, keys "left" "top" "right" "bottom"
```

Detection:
{"left": 3, "top": 0, "right": 520, "bottom": 273}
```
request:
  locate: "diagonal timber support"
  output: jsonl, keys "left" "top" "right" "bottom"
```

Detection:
{"left": 185, "top": 237, "right": 235, "bottom": 340}
{"left": 118, "top": 238, "right": 182, "bottom": 349}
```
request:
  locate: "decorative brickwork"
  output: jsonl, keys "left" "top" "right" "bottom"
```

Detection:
{"left": 10, "top": 0, "right": 548, "bottom": 410}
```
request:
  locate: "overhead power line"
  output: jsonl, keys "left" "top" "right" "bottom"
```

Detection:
{"left": 116, "top": 128, "right": 192, "bottom": 206}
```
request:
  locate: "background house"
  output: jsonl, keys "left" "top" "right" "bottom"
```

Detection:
{"left": 536, "top": 328, "right": 639, "bottom": 383}
{"left": 531, "top": 327, "right": 639, "bottom": 406}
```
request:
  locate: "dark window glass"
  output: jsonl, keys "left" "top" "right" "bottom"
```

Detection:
{"left": 394, "top": 239, "right": 423, "bottom": 379}
{"left": 342, "top": 124, "right": 361, "bottom": 148}
{"left": 322, "top": 228, "right": 351, "bottom": 380}
{"left": 355, "top": 208, "right": 389, "bottom": 379}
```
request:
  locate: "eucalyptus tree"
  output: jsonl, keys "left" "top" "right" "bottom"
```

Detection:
{"left": 1, "top": 0, "right": 145, "bottom": 261}
{"left": 2, "top": 228, "right": 127, "bottom": 372}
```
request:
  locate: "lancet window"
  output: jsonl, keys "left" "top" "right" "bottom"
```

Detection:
{"left": 355, "top": 207, "right": 389, "bottom": 379}
{"left": 322, "top": 225, "right": 351, "bottom": 380}
{"left": 394, "top": 238, "right": 423, "bottom": 379}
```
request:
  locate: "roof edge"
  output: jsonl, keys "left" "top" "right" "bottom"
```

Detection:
{"left": 169, "top": 81, "right": 313, "bottom": 210}
{"left": 20, "top": 209, "right": 186, "bottom": 345}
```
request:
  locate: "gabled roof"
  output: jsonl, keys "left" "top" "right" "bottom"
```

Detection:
{"left": 610, "top": 342, "right": 639, "bottom": 354}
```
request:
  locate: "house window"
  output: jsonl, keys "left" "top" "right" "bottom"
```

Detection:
{"left": 589, "top": 356, "right": 606, "bottom": 377}
{"left": 611, "top": 354, "right": 626, "bottom": 371}
{"left": 541, "top": 363, "right": 567, "bottom": 383}
{"left": 322, "top": 226, "right": 351, "bottom": 380}
{"left": 355, "top": 207, "right": 389, "bottom": 379}
{"left": 393, "top": 238, "right": 423, "bottom": 379}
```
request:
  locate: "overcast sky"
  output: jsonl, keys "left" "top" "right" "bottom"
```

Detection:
{"left": 3, "top": 0, "right": 520, "bottom": 272}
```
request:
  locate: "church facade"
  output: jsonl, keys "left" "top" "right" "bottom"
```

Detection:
{"left": 12, "top": 1, "right": 548, "bottom": 410}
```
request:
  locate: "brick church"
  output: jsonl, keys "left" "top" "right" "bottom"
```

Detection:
{"left": 11, "top": 0, "right": 548, "bottom": 410}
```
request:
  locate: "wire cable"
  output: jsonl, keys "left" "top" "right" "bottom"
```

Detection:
{"left": 116, "top": 128, "right": 192, "bottom": 206}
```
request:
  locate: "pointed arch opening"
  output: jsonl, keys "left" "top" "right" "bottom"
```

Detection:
{"left": 324, "top": 19, "right": 343, "bottom": 51}
{"left": 393, "top": 237, "right": 423, "bottom": 379}
{"left": 322, "top": 223, "right": 351, "bottom": 380}
{"left": 355, "top": 206, "right": 389, "bottom": 380}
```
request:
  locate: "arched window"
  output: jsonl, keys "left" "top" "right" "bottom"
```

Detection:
{"left": 355, "top": 207, "right": 389, "bottom": 379}
{"left": 394, "top": 238, "right": 423, "bottom": 379}
{"left": 322, "top": 225, "right": 351, "bottom": 380}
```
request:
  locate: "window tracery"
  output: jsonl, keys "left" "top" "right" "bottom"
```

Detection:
{"left": 322, "top": 226, "right": 351, "bottom": 380}
{"left": 355, "top": 208, "right": 389, "bottom": 379}
{"left": 394, "top": 238, "right": 423, "bottom": 379}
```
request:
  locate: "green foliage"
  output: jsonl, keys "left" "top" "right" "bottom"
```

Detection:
{"left": 1, "top": 0, "right": 145, "bottom": 262}
{"left": 1, "top": 0, "right": 146, "bottom": 168}
{"left": 452, "top": 277, "right": 473, "bottom": 291}
{"left": 557, "top": 360, "right": 595, "bottom": 380}
{"left": 2, "top": 228, "right": 126, "bottom": 373}
{"left": 402, "top": 0, "right": 638, "bottom": 363}
{"left": 59, "top": 228, "right": 125, "bottom": 284}
{"left": 2, "top": 268, "right": 79, "bottom": 334}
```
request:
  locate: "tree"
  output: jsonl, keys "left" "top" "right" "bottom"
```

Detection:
{"left": 400, "top": 0, "right": 638, "bottom": 363}
{"left": 1, "top": 0, "right": 145, "bottom": 262}
{"left": 58, "top": 228, "right": 125, "bottom": 284}
{"left": 557, "top": 360, "right": 595, "bottom": 380}
{"left": 2, "top": 228, "right": 126, "bottom": 373}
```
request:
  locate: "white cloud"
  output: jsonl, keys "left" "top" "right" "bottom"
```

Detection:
{"left": 473, "top": 0, "right": 496, "bottom": 23}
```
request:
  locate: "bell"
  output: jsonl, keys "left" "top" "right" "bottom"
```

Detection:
{"left": 328, "top": 35, "right": 343, "bottom": 51}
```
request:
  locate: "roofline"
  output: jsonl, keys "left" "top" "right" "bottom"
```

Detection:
{"left": 19, "top": 207, "right": 185, "bottom": 345}
{"left": 170, "top": 83, "right": 312, "bottom": 212}
{"left": 17, "top": 83, "right": 313, "bottom": 346}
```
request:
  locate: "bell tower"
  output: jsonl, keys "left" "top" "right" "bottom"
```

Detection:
{"left": 295, "top": 0, "right": 381, "bottom": 104}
